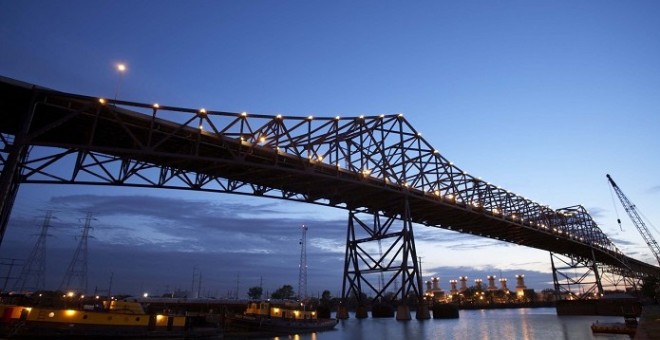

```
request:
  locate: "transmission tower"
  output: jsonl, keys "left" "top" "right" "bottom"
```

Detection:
{"left": 59, "top": 212, "right": 94, "bottom": 294}
{"left": 13, "top": 211, "right": 54, "bottom": 293}
{"left": 298, "top": 224, "right": 308, "bottom": 300}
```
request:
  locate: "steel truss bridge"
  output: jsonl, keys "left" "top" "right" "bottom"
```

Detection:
{"left": 1, "top": 76, "right": 658, "bottom": 309}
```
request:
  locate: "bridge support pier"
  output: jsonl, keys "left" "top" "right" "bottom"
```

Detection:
{"left": 550, "top": 251, "right": 604, "bottom": 299}
{"left": 340, "top": 198, "right": 424, "bottom": 320}
{"left": 0, "top": 92, "right": 36, "bottom": 247}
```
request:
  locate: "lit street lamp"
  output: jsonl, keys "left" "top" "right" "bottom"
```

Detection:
{"left": 114, "top": 63, "right": 127, "bottom": 102}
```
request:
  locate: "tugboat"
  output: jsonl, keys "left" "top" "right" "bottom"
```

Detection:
{"left": 591, "top": 314, "right": 638, "bottom": 336}
{"left": 0, "top": 298, "right": 220, "bottom": 338}
{"left": 226, "top": 300, "right": 338, "bottom": 334}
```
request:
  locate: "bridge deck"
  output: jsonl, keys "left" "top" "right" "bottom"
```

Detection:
{"left": 1, "top": 76, "right": 658, "bottom": 277}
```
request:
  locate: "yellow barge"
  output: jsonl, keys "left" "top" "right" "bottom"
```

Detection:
{"left": 0, "top": 299, "right": 219, "bottom": 338}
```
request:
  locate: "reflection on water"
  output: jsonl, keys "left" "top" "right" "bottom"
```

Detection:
{"left": 251, "top": 308, "right": 631, "bottom": 340}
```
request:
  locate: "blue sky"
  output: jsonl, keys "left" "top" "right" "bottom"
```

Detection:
{"left": 1, "top": 1, "right": 659, "bottom": 297}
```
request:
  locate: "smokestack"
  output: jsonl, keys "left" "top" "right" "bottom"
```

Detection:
{"left": 426, "top": 280, "right": 432, "bottom": 292}
{"left": 432, "top": 277, "right": 440, "bottom": 291}
{"left": 459, "top": 276, "right": 468, "bottom": 291}
{"left": 449, "top": 280, "right": 458, "bottom": 294}
{"left": 499, "top": 278, "right": 508, "bottom": 291}
{"left": 515, "top": 274, "right": 527, "bottom": 300}
{"left": 487, "top": 275, "right": 497, "bottom": 291}
{"left": 515, "top": 274, "right": 526, "bottom": 289}
{"left": 474, "top": 279, "right": 483, "bottom": 290}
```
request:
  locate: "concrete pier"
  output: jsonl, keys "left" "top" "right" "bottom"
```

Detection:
{"left": 634, "top": 305, "right": 660, "bottom": 340}
{"left": 416, "top": 304, "right": 431, "bottom": 320}
{"left": 396, "top": 305, "right": 411, "bottom": 321}
{"left": 336, "top": 305, "right": 349, "bottom": 319}
{"left": 355, "top": 305, "right": 369, "bottom": 319}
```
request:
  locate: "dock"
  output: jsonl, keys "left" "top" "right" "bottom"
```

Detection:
{"left": 634, "top": 305, "right": 660, "bottom": 340}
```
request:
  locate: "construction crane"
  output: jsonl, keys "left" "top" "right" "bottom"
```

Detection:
{"left": 607, "top": 174, "right": 660, "bottom": 265}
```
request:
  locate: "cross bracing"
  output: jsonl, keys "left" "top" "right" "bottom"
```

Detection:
{"left": 0, "top": 76, "right": 658, "bottom": 280}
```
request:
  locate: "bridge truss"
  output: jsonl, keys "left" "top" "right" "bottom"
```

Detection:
{"left": 0, "top": 77, "right": 657, "bottom": 302}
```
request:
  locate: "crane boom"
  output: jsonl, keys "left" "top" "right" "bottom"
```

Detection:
{"left": 607, "top": 174, "right": 660, "bottom": 265}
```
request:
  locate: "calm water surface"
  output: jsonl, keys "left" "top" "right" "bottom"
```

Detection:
{"left": 253, "top": 308, "right": 631, "bottom": 340}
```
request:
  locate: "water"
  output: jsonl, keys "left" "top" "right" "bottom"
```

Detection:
{"left": 246, "top": 308, "right": 631, "bottom": 340}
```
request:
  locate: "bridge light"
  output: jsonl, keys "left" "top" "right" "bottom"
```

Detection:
{"left": 259, "top": 135, "right": 267, "bottom": 143}
{"left": 416, "top": 132, "right": 422, "bottom": 137}
{"left": 241, "top": 112, "right": 247, "bottom": 117}
{"left": 153, "top": 103, "right": 160, "bottom": 108}
{"left": 307, "top": 115, "right": 314, "bottom": 120}
{"left": 361, "top": 169, "right": 371, "bottom": 177}
{"left": 492, "top": 208, "right": 500, "bottom": 215}
{"left": 276, "top": 114, "right": 283, "bottom": 119}
{"left": 198, "top": 124, "right": 204, "bottom": 131}
{"left": 397, "top": 113, "right": 404, "bottom": 118}
{"left": 379, "top": 114, "right": 384, "bottom": 118}
{"left": 359, "top": 115, "right": 364, "bottom": 119}
{"left": 99, "top": 98, "right": 106, "bottom": 104}
{"left": 433, "top": 149, "right": 439, "bottom": 154}
{"left": 445, "top": 194, "right": 454, "bottom": 201}
{"left": 335, "top": 116, "right": 340, "bottom": 120}
{"left": 199, "top": 108, "right": 207, "bottom": 115}
{"left": 116, "top": 63, "right": 127, "bottom": 73}
{"left": 434, "top": 190, "right": 440, "bottom": 196}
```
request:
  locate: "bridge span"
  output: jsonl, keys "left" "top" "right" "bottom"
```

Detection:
{"left": 0, "top": 76, "right": 658, "bottom": 308}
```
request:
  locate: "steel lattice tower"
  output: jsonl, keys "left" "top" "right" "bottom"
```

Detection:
{"left": 59, "top": 212, "right": 93, "bottom": 294}
{"left": 13, "top": 211, "right": 53, "bottom": 292}
{"left": 298, "top": 224, "right": 308, "bottom": 300}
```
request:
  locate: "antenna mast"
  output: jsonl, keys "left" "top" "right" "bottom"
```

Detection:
{"left": 298, "top": 224, "right": 308, "bottom": 300}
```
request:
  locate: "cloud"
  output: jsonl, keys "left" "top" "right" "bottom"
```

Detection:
{"left": 648, "top": 185, "right": 660, "bottom": 194}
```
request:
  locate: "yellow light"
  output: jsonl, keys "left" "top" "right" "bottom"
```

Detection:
{"left": 67, "top": 291, "right": 75, "bottom": 297}
{"left": 117, "top": 63, "right": 127, "bottom": 72}
{"left": 48, "top": 312, "right": 55, "bottom": 318}
{"left": 65, "top": 310, "right": 76, "bottom": 317}
{"left": 199, "top": 108, "right": 207, "bottom": 115}
{"left": 273, "top": 308, "right": 280, "bottom": 313}
{"left": 153, "top": 103, "right": 159, "bottom": 108}
{"left": 259, "top": 136, "right": 266, "bottom": 143}
{"left": 156, "top": 315, "right": 164, "bottom": 321}
{"left": 99, "top": 98, "right": 106, "bottom": 104}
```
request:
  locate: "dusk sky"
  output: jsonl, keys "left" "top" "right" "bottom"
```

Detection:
{"left": 1, "top": 1, "right": 659, "bottom": 298}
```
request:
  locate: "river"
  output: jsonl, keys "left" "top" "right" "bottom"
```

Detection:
{"left": 246, "top": 308, "right": 631, "bottom": 340}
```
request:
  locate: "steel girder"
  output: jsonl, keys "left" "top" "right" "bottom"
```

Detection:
{"left": 0, "top": 77, "right": 659, "bottom": 281}
{"left": 341, "top": 201, "right": 422, "bottom": 303}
